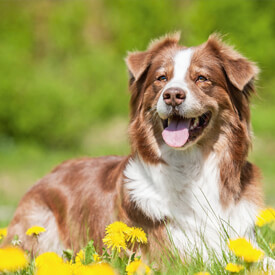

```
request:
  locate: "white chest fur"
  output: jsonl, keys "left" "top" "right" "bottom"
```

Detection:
{"left": 124, "top": 145, "right": 258, "bottom": 257}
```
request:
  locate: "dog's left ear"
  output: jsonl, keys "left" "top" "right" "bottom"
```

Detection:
{"left": 206, "top": 34, "right": 259, "bottom": 91}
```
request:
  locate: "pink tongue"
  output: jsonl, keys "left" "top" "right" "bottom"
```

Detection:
{"left": 162, "top": 118, "right": 191, "bottom": 148}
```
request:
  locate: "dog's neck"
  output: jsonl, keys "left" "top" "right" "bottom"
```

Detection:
{"left": 124, "top": 144, "right": 222, "bottom": 222}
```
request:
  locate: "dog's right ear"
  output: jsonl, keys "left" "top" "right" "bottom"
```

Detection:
{"left": 125, "top": 51, "right": 151, "bottom": 85}
{"left": 125, "top": 32, "right": 181, "bottom": 84}
{"left": 126, "top": 33, "right": 181, "bottom": 120}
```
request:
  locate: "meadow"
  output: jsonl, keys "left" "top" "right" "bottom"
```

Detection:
{"left": 0, "top": 0, "right": 274, "bottom": 274}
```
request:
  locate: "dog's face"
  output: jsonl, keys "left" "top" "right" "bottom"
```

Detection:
{"left": 155, "top": 46, "right": 219, "bottom": 149}
{"left": 126, "top": 33, "right": 258, "bottom": 162}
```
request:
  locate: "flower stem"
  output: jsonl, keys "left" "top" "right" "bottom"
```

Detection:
{"left": 128, "top": 241, "right": 135, "bottom": 265}
{"left": 112, "top": 248, "right": 118, "bottom": 262}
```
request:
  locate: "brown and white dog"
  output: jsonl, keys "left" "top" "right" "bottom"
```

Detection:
{"left": 5, "top": 33, "right": 263, "bottom": 259}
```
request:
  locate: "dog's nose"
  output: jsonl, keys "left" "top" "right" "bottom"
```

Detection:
{"left": 163, "top": 88, "right": 186, "bottom": 107}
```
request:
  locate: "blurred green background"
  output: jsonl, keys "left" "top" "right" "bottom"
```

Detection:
{"left": 0, "top": 0, "right": 274, "bottom": 226}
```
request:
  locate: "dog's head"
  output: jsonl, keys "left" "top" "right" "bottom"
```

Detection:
{"left": 126, "top": 33, "right": 259, "bottom": 163}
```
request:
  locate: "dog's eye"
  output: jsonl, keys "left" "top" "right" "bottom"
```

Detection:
{"left": 196, "top": 75, "right": 208, "bottom": 82}
{"left": 157, "top": 75, "right": 168, "bottom": 82}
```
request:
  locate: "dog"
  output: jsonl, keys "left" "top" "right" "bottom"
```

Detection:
{"left": 4, "top": 33, "right": 263, "bottom": 260}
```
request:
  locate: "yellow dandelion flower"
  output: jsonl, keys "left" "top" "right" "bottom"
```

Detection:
{"left": 105, "top": 221, "right": 131, "bottom": 235}
{"left": 0, "top": 246, "right": 29, "bottom": 272}
{"left": 77, "top": 263, "right": 116, "bottom": 275}
{"left": 227, "top": 238, "right": 264, "bottom": 262}
{"left": 35, "top": 251, "right": 63, "bottom": 266}
{"left": 127, "top": 227, "right": 147, "bottom": 244}
{"left": 26, "top": 225, "right": 46, "bottom": 236}
{"left": 194, "top": 272, "right": 210, "bottom": 275}
{"left": 71, "top": 261, "right": 83, "bottom": 274}
{"left": 126, "top": 259, "right": 151, "bottom": 275}
{"left": 103, "top": 232, "right": 127, "bottom": 252}
{"left": 93, "top": 253, "right": 101, "bottom": 262}
{"left": 0, "top": 227, "right": 7, "bottom": 240}
{"left": 75, "top": 249, "right": 85, "bottom": 265}
{"left": 35, "top": 252, "right": 72, "bottom": 275}
{"left": 225, "top": 263, "right": 244, "bottom": 273}
{"left": 36, "top": 262, "right": 72, "bottom": 275}
{"left": 256, "top": 208, "right": 275, "bottom": 227}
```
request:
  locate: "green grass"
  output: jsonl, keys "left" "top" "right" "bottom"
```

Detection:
{"left": 250, "top": 101, "right": 275, "bottom": 207}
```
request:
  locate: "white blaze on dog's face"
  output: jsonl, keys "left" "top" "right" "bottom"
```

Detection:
{"left": 126, "top": 33, "right": 258, "bottom": 160}
{"left": 156, "top": 47, "right": 216, "bottom": 148}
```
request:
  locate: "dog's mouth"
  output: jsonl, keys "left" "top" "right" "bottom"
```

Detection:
{"left": 161, "top": 111, "right": 212, "bottom": 148}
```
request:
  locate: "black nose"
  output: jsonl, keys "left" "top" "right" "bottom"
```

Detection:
{"left": 163, "top": 87, "right": 186, "bottom": 107}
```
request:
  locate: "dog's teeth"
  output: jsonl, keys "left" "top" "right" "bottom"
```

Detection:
{"left": 193, "top": 117, "right": 199, "bottom": 128}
